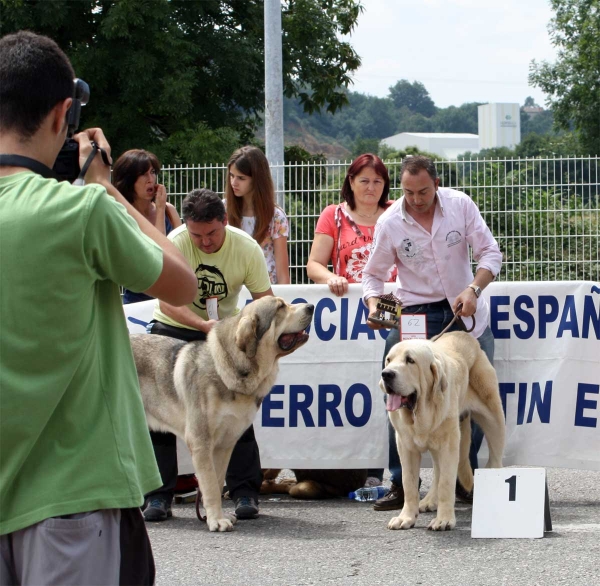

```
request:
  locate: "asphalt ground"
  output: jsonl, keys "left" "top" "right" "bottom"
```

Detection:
{"left": 146, "top": 467, "right": 600, "bottom": 586}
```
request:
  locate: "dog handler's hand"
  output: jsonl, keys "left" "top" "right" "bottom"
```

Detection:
{"left": 453, "top": 288, "right": 477, "bottom": 318}
{"left": 366, "top": 297, "right": 384, "bottom": 330}
{"left": 327, "top": 275, "right": 348, "bottom": 297}
{"left": 73, "top": 128, "right": 113, "bottom": 186}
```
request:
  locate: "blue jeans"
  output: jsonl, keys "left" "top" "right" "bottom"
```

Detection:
{"left": 383, "top": 299, "right": 495, "bottom": 486}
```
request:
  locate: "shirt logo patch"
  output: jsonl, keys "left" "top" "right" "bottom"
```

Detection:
{"left": 446, "top": 230, "right": 463, "bottom": 248}
{"left": 400, "top": 238, "right": 417, "bottom": 258}
{"left": 194, "top": 263, "right": 228, "bottom": 311}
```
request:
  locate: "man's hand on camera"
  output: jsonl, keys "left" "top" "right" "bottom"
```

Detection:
{"left": 73, "top": 128, "right": 112, "bottom": 186}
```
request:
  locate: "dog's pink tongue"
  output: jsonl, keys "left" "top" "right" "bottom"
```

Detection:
{"left": 386, "top": 394, "right": 403, "bottom": 412}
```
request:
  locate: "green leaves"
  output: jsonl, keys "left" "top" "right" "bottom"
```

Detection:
{"left": 1, "top": 0, "right": 363, "bottom": 160}
{"left": 529, "top": 0, "right": 600, "bottom": 155}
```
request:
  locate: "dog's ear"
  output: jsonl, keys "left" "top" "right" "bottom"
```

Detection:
{"left": 254, "top": 298, "right": 279, "bottom": 343}
{"left": 430, "top": 357, "right": 447, "bottom": 395}
{"left": 236, "top": 314, "right": 259, "bottom": 358}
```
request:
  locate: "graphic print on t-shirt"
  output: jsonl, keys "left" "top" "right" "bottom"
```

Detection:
{"left": 193, "top": 263, "right": 228, "bottom": 311}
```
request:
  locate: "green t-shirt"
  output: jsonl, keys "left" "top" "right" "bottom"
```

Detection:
{"left": 0, "top": 172, "right": 164, "bottom": 535}
{"left": 153, "top": 224, "right": 271, "bottom": 328}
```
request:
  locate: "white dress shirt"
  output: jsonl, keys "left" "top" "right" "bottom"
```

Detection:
{"left": 362, "top": 187, "right": 502, "bottom": 338}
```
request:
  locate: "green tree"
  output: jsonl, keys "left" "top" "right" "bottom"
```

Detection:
{"left": 0, "top": 0, "right": 363, "bottom": 160}
{"left": 529, "top": 0, "right": 600, "bottom": 154}
{"left": 388, "top": 80, "right": 437, "bottom": 117}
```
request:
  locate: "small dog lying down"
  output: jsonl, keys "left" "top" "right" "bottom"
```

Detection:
{"left": 261, "top": 469, "right": 368, "bottom": 499}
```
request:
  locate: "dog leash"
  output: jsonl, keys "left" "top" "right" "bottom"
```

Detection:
{"left": 432, "top": 303, "right": 476, "bottom": 341}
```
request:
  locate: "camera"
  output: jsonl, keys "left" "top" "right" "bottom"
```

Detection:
{"left": 52, "top": 78, "right": 90, "bottom": 182}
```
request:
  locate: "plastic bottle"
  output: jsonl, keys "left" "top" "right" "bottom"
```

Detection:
{"left": 348, "top": 486, "right": 389, "bottom": 501}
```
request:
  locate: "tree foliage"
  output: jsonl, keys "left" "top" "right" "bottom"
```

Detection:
{"left": 388, "top": 80, "right": 436, "bottom": 117}
{"left": 529, "top": 0, "right": 600, "bottom": 154}
{"left": 0, "top": 0, "right": 363, "bottom": 160}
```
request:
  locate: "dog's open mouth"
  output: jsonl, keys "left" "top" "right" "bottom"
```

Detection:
{"left": 278, "top": 330, "right": 309, "bottom": 351}
{"left": 386, "top": 391, "right": 417, "bottom": 412}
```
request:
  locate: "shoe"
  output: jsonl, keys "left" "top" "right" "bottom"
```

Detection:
{"left": 143, "top": 497, "right": 172, "bottom": 522}
{"left": 455, "top": 479, "right": 474, "bottom": 504}
{"left": 373, "top": 478, "right": 422, "bottom": 511}
{"left": 373, "top": 482, "right": 405, "bottom": 511}
{"left": 234, "top": 496, "right": 259, "bottom": 519}
{"left": 364, "top": 476, "right": 383, "bottom": 488}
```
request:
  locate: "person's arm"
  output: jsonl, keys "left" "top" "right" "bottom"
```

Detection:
{"left": 166, "top": 202, "right": 183, "bottom": 229}
{"left": 453, "top": 198, "right": 503, "bottom": 317}
{"left": 158, "top": 301, "right": 218, "bottom": 334}
{"left": 75, "top": 128, "right": 196, "bottom": 306}
{"left": 273, "top": 236, "right": 290, "bottom": 284}
{"left": 453, "top": 268, "right": 496, "bottom": 317}
{"left": 306, "top": 233, "right": 348, "bottom": 297}
{"left": 251, "top": 288, "right": 274, "bottom": 300}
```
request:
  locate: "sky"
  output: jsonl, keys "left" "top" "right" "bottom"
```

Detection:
{"left": 342, "top": 0, "right": 558, "bottom": 108}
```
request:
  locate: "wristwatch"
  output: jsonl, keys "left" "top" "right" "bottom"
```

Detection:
{"left": 468, "top": 284, "right": 481, "bottom": 298}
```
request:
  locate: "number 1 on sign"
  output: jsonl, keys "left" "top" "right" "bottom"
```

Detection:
{"left": 505, "top": 475, "right": 517, "bottom": 501}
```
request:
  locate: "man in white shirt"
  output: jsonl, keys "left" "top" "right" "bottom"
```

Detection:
{"left": 363, "top": 155, "right": 502, "bottom": 511}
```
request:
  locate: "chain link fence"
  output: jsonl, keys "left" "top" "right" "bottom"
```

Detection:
{"left": 160, "top": 157, "right": 600, "bottom": 285}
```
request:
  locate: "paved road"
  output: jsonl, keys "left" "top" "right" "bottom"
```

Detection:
{"left": 147, "top": 467, "right": 600, "bottom": 586}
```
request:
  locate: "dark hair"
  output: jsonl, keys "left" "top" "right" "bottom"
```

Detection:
{"left": 224, "top": 146, "right": 275, "bottom": 245}
{"left": 340, "top": 153, "right": 390, "bottom": 210}
{"left": 112, "top": 149, "right": 161, "bottom": 204}
{"left": 0, "top": 31, "right": 74, "bottom": 139}
{"left": 400, "top": 155, "right": 438, "bottom": 182}
{"left": 182, "top": 189, "right": 226, "bottom": 223}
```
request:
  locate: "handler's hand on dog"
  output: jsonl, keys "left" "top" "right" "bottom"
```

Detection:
{"left": 453, "top": 288, "right": 477, "bottom": 317}
{"left": 200, "top": 319, "right": 218, "bottom": 334}
{"left": 327, "top": 276, "right": 348, "bottom": 297}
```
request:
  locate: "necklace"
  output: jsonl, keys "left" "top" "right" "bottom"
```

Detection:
{"left": 354, "top": 208, "right": 379, "bottom": 220}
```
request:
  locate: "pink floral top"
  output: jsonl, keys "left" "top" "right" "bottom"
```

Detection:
{"left": 241, "top": 206, "right": 289, "bottom": 284}
{"left": 315, "top": 203, "right": 396, "bottom": 283}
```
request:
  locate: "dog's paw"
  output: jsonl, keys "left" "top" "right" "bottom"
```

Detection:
{"left": 388, "top": 514, "right": 416, "bottom": 530}
{"left": 207, "top": 513, "right": 237, "bottom": 532}
{"left": 419, "top": 495, "right": 437, "bottom": 512}
{"left": 427, "top": 515, "right": 456, "bottom": 531}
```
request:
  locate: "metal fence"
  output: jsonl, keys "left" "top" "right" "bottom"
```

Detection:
{"left": 160, "top": 156, "right": 600, "bottom": 284}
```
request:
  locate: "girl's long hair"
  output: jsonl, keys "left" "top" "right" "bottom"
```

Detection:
{"left": 224, "top": 146, "right": 275, "bottom": 245}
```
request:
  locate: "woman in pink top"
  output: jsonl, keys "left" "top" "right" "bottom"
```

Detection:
{"left": 307, "top": 153, "right": 396, "bottom": 296}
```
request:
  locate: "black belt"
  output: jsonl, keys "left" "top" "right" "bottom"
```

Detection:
{"left": 402, "top": 298, "right": 450, "bottom": 313}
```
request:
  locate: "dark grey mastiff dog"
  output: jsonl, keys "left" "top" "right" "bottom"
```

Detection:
{"left": 131, "top": 297, "right": 314, "bottom": 532}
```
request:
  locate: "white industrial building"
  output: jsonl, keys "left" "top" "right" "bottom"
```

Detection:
{"left": 380, "top": 132, "right": 479, "bottom": 160}
{"left": 478, "top": 103, "right": 521, "bottom": 150}
{"left": 380, "top": 103, "right": 522, "bottom": 159}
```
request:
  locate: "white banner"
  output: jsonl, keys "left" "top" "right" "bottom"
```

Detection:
{"left": 125, "top": 281, "right": 600, "bottom": 471}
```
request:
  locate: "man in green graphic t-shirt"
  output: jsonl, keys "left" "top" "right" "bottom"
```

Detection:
{"left": 144, "top": 188, "right": 273, "bottom": 523}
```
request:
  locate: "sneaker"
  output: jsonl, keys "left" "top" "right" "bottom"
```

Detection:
{"left": 364, "top": 476, "right": 382, "bottom": 488}
{"left": 143, "top": 497, "right": 172, "bottom": 522}
{"left": 234, "top": 496, "right": 259, "bottom": 519}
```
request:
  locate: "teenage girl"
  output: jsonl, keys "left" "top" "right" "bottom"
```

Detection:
{"left": 225, "top": 146, "right": 290, "bottom": 284}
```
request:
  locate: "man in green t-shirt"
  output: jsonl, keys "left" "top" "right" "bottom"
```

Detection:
{"left": 0, "top": 31, "right": 197, "bottom": 585}
{"left": 144, "top": 188, "right": 273, "bottom": 522}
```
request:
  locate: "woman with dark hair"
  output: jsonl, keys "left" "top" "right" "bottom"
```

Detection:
{"left": 113, "top": 149, "right": 182, "bottom": 303}
{"left": 307, "top": 153, "right": 396, "bottom": 297}
{"left": 225, "top": 146, "right": 290, "bottom": 284}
